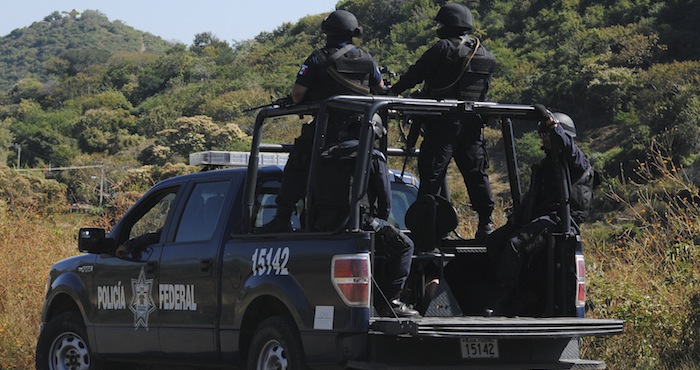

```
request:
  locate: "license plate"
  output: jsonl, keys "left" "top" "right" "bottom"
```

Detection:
{"left": 460, "top": 338, "right": 499, "bottom": 359}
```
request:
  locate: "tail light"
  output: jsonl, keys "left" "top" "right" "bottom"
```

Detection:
{"left": 575, "top": 254, "right": 586, "bottom": 309}
{"left": 331, "top": 254, "right": 370, "bottom": 308}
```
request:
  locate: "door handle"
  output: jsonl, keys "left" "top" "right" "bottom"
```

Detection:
{"left": 200, "top": 259, "right": 213, "bottom": 275}
{"left": 146, "top": 261, "right": 158, "bottom": 275}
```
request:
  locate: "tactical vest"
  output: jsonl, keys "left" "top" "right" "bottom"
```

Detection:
{"left": 427, "top": 36, "right": 496, "bottom": 101}
{"left": 524, "top": 162, "right": 597, "bottom": 225}
{"left": 304, "top": 45, "right": 375, "bottom": 102}
{"left": 570, "top": 166, "right": 598, "bottom": 223}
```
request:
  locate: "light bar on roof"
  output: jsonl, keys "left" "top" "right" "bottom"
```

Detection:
{"left": 189, "top": 151, "right": 289, "bottom": 167}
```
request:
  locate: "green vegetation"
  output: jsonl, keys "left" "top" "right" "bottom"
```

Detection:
{"left": 0, "top": 10, "right": 172, "bottom": 91}
{"left": 1, "top": 0, "right": 700, "bottom": 368}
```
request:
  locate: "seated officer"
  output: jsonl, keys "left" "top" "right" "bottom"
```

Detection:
{"left": 313, "top": 137, "right": 419, "bottom": 317}
{"left": 486, "top": 107, "right": 596, "bottom": 316}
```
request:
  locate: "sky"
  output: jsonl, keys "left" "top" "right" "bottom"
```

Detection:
{"left": 1, "top": 0, "right": 340, "bottom": 44}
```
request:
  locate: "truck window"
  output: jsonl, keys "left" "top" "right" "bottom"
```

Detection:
{"left": 175, "top": 180, "right": 231, "bottom": 242}
{"left": 254, "top": 180, "right": 303, "bottom": 229}
{"left": 254, "top": 180, "right": 415, "bottom": 232}
{"left": 388, "top": 182, "right": 417, "bottom": 230}
{"left": 129, "top": 190, "right": 178, "bottom": 241}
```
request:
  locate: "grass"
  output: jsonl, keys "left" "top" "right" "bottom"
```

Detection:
{"left": 580, "top": 147, "right": 700, "bottom": 369}
{"left": 2, "top": 141, "right": 700, "bottom": 369}
{"left": 0, "top": 205, "right": 98, "bottom": 370}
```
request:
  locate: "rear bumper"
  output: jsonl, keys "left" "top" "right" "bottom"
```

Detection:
{"left": 344, "top": 316, "right": 623, "bottom": 369}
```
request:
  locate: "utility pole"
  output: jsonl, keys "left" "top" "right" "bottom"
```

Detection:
{"left": 11, "top": 143, "right": 20, "bottom": 169}
{"left": 99, "top": 165, "right": 105, "bottom": 207}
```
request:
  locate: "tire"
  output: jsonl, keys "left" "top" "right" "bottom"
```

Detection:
{"left": 36, "top": 312, "right": 102, "bottom": 370}
{"left": 247, "top": 316, "right": 306, "bottom": 370}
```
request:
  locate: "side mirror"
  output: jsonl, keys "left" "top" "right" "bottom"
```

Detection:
{"left": 78, "top": 228, "right": 113, "bottom": 254}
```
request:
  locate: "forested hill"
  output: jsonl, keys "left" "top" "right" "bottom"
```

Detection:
{"left": 0, "top": 9, "right": 172, "bottom": 91}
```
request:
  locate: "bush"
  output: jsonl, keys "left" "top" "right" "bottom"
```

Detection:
{"left": 582, "top": 144, "right": 700, "bottom": 369}
{"left": 0, "top": 168, "right": 69, "bottom": 216}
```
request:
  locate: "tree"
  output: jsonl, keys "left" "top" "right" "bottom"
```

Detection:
{"left": 0, "top": 118, "right": 13, "bottom": 167}
{"left": 153, "top": 115, "right": 250, "bottom": 160}
{"left": 631, "top": 61, "right": 700, "bottom": 164}
{"left": 133, "top": 45, "right": 193, "bottom": 103}
{"left": 74, "top": 108, "right": 139, "bottom": 154}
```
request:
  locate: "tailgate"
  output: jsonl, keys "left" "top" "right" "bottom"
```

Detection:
{"left": 349, "top": 317, "right": 623, "bottom": 369}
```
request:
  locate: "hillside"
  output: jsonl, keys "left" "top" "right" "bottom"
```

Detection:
{"left": 0, "top": 9, "right": 173, "bottom": 91}
{"left": 0, "top": 0, "right": 699, "bottom": 368}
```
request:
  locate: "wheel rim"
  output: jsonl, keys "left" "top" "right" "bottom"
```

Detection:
{"left": 49, "top": 331, "right": 91, "bottom": 370}
{"left": 256, "top": 339, "right": 288, "bottom": 370}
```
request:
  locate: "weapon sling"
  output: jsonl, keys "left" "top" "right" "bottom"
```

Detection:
{"left": 315, "top": 44, "right": 372, "bottom": 95}
{"left": 428, "top": 36, "right": 481, "bottom": 96}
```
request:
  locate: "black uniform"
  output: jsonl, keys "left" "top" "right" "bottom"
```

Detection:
{"left": 313, "top": 142, "right": 414, "bottom": 302}
{"left": 390, "top": 34, "right": 497, "bottom": 229}
{"left": 490, "top": 124, "right": 594, "bottom": 314}
{"left": 274, "top": 41, "right": 383, "bottom": 216}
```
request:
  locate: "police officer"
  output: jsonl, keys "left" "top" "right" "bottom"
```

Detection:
{"left": 257, "top": 9, "right": 385, "bottom": 233}
{"left": 389, "top": 3, "right": 498, "bottom": 239}
{"left": 310, "top": 122, "right": 418, "bottom": 317}
{"left": 487, "top": 108, "right": 595, "bottom": 316}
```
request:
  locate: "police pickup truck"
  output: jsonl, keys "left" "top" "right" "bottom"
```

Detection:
{"left": 36, "top": 96, "right": 623, "bottom": 370}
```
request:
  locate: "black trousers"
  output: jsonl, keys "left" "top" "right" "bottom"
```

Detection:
{"left": 493, "top": 215, "right": 558, "bottom": 289}
{"left": 276, "top": 122, "right": 315, "bottom": 211}
{"left": 418, "top": 113, "right": 494, "bottom": 219}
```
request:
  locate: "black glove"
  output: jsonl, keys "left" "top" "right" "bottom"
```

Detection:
{"left": 533, "top": 104, "right": 551, "bottom": 121}
{"left": 534, "top": 103, "right": 558, "bottom": 133}
{"left": 274, "top": 95, "right": 293, "bottom": 107}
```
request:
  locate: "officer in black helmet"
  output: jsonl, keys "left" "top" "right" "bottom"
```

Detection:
{"left": 390, "top": 3, "right": 497, "bottom": 239}
{"left": 485, "top": 107, "right": 596, "bottom": 316}
{"left": 258, "top": 10, "right": 417, "bottom": 317}
{"left": 258, "top": 9, "right": 386, "bottom": 234}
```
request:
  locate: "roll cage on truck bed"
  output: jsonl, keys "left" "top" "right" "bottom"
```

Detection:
{"left": 242, "top": 95, "right": 623, "bottom": 368}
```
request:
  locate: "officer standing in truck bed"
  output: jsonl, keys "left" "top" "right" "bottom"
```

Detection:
{"left": 258, "top": 9, "right": 385, "bottom": 234}
{"left": 390, "top": 3, "right": 498, "bottom": 239}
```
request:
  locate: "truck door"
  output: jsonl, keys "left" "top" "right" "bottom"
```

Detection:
{"left": 158, "top": 179, "right": 234, "bottom": 357}
{"left": 92, "top": 186, "right": 179, "bottom": 355}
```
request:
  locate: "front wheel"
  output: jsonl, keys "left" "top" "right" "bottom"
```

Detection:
{"left": 247, "top": 316, "right": 305, "bottom": 370}
{"left": 36, "top": 312, "right": 101, "bottom": 370}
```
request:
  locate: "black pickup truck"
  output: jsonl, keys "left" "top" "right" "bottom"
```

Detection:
{"left": 36, "top": 96, "right": 623, "bottom": 370}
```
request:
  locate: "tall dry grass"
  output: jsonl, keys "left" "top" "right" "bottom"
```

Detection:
{"left": 0, "top": 202, "right": 98, "bottom": 370}
{"left": 2, "top": 137, "right": 699, "bottom": 369}
{"left": 581, "top": 143, "right": 700, "bottom": 369}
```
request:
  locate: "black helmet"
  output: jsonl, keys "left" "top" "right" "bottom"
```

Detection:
{"left": 553, "top": 112, "right": 576, "bottom": 138}
{"left": 435, "top": 3, "right": 473, "bottom": 31}
{"left": 322, "top": 10, "right": 362, "bottom": 37}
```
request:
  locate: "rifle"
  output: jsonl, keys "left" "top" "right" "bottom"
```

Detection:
{"left": 379, "top": 65, "right": 398, "bottom": 88}
{"left": 242, "top": 95, "right": 293, "bottom": 113}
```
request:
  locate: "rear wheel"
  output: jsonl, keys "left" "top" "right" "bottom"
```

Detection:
{"left": 36, "top": 312, "right": 102, "bottom": 370}
{"left": 247, "top": 316, "right": 305, "bottom": 370}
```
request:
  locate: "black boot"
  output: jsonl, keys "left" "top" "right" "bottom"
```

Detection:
{"left": 475, "top": 213, "right": 495, "bottom": 240}
{"left": 256, "top": 207, "right": 293, "bottom": 233}
{"left": 377, "top": 297, "right": 420, "bottom": 317}
{"left": 483, "top": 283, "right": 515, "bottom": 317}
